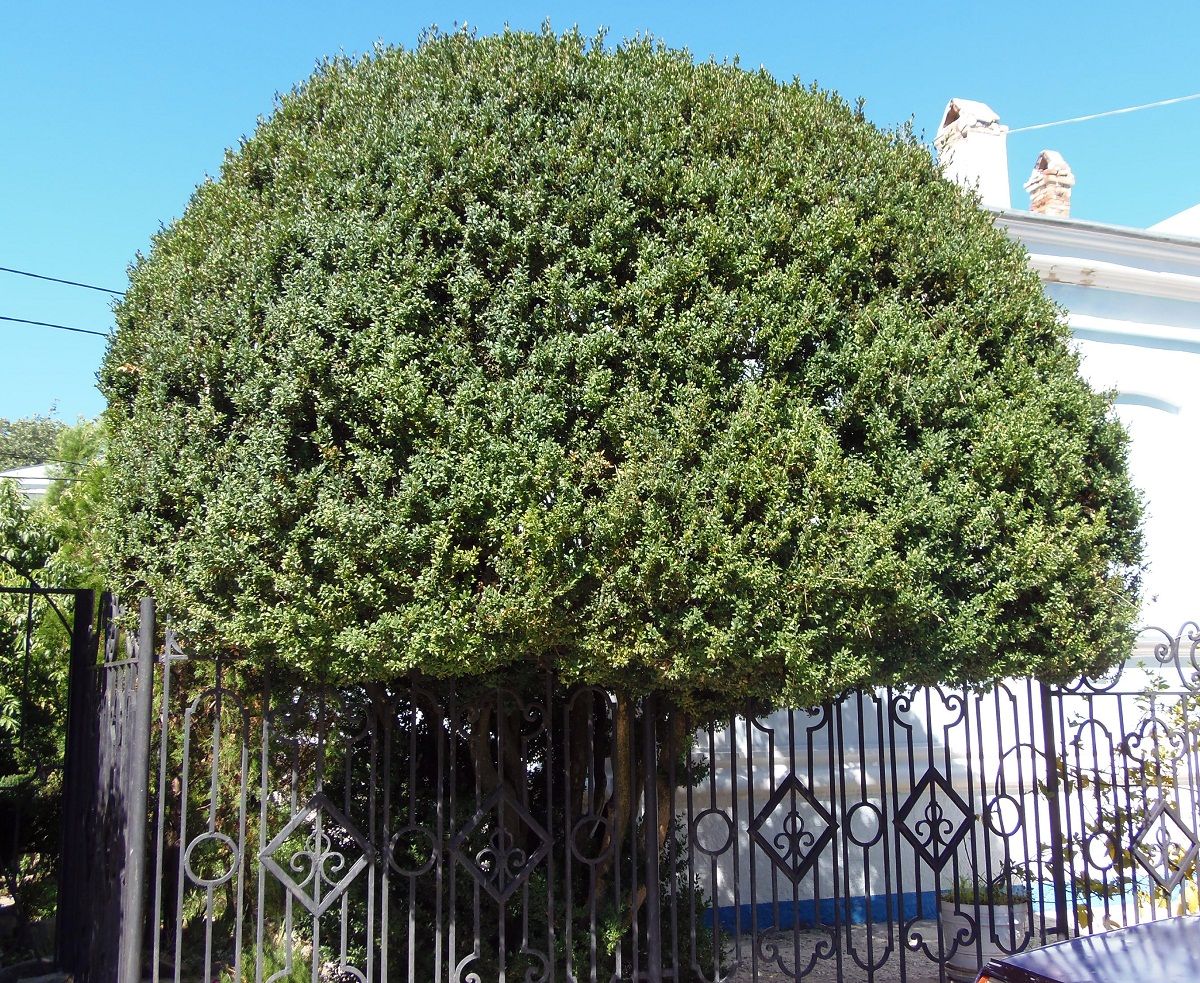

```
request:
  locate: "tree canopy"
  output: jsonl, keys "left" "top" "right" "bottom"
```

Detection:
{"left": 0, "top": 415, "right": 65, "bottom": 471}
{"left": 1, "top": 416, "right": 105, "bottom": 778}
{"left": 100, "top": 29, "right": 1142, "bottom": 712}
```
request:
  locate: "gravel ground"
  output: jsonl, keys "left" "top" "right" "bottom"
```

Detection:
{"left": 725, "top": 920, "right": 953, "bottom": 983}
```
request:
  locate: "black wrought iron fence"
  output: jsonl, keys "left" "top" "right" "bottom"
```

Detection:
{"left": 141, "top": 652, "right": 687, "bottom": 983}
{"left": 58, "top": 600, "right": 1200, "bottom": 983}
{"left": 1050, "top": 628, "right": 1200, "bottom": 936}
{"left": 0, "top": 580, "right": 92, "bottom": 966}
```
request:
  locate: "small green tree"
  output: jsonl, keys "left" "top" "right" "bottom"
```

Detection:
{"left": 0, "top": 416, "right": 106, "bottom": 766}
{"left": 0, "top": 418, "right": 106, "bottom": 948}
{"left": 0, "top": 414, "right": 65, "bottom": 471}
{"left": 101, "top": 28, "right": 1142, "bottom": 713}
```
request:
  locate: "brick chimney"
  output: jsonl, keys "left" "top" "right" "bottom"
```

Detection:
{"left": 1024, "top": 150, "right": 1075, "bottom": 218}
{"left": 935, "top": 98, "right": 1011, "bottom": 209}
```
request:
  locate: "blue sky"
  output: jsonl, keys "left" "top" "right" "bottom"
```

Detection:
{"left": 2, "top": 0, "right": 1198, "bottom": 422}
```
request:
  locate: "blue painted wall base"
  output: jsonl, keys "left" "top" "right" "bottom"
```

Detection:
{"left": 715, "top": 891, "right": 940, "bottom": 932}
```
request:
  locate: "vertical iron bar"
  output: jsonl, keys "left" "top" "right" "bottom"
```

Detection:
{"left": 1023, "top": 678, "right": 1047, "bottom": 943}
{"left": 544, "top": 675, "right": 556, "bottom": 983}
{"left": 149, "top": 626, "right": 174, "bottom": 983}
{"left": 873, "top": 691, "right": 895, "bottom": 983}
{"left": 926, "top": 690, "right": 943, "bottom": 973}
{"left": 850, "top": 693, "right": 871, "bottom": 980}
{"left": 434, "top": 685, "right": 446, "bottom": 983}
{"left": 256, "top": 675, "right": 270, "bottom": 983}
{"left": 887, "top": 687, "right": 909, "bottom": 983}
{"left": 829, "top": 700, "right": 844, "bottom": 983}
{"left": 1180, "top": 693, "right": 1200, "bottom": 906}
{"left": 1106, "top": 697, "right": 1126, "bottom": 927}
{"left": 447, "top": 686, "right": 459, "bottom": 983}
{"left": 615, "top": 701, "right": 627, "bottom": 980}
{"left": 1038, "top": 681, "right": 1070, "bottom": 940}
{"left": 728, "top": 712, "right": 742, "bottom": 981}
{"left": 666, "top": 714, "right": 679, "bottom": 981}
{"left": 119, "top": 597, "right": 157, "bottom": 983}
{"left": 563, "top": 695, "right": 575, "bottom": 983}
{"left": 173, "top": 674, "right": 193, "bottom": 982}
{"left": 830, "top": 698, "right": 846, "bottom": 980}
{"left": 972, "top": 691, "right": 990, "bottom": 969}
{"left": 628, "top": 699, "right": 639, "bottom": 980}
{"left": 1114, "top": 696, "right": 1134, "bottom": 928}
{"left": 642, "top": 694, "right": 663, "bottom": 983}
{"left": 745, "top": 714, "right": 758, "bottom": 983}
{"left": 363, "top": 701, "right": 376, "bottom": 983}
{"left": 496, "top": 689, "right": 507, "bottom": 983}
{"left": 379, "top": 692, "right": 393, "bottom": 982}
{"left": 55, "top": 588, "right": 95, "bottom": 975}
{"left": 201, "top": 668, "right": 223, "bottom": 982}
{"left": 787, "top": 710, "right": 799, "bottom": 979}
{"left": 232, "top": 669, "right": 250, "bottom": 982}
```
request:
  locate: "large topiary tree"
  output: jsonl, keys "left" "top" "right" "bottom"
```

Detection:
{"left": 100, "top": 28, "right": 1142, "bottom": 715}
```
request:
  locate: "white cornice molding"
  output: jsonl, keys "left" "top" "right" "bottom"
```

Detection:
{"left": 994, "top": 210, "right": 1200, "bottom": 301}
{"left": 1028, "top": 253, "right": 1200, "bottom": 303}
{"left": 995, "top": 209, "right": 1200, "bottom": 270}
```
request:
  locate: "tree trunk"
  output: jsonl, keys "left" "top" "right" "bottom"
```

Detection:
{"left": 593, "top": 692, "right": 634, "bottom": 898}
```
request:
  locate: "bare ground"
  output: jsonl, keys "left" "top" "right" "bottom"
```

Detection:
{"left": 724, "top": 920, "right": 958, "bottom": 983}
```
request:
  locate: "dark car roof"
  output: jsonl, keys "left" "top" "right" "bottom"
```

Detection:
{"left": 991, "top": 916, "right": 1200, "bottom": 982}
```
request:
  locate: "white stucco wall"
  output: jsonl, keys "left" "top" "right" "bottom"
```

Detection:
{"left": 998, "top": 211, "right": 1200, "bottom": 632}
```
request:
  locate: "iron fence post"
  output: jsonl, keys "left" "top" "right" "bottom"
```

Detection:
{"left": 55, "top": 588, "right": 96, "bottom": 975}
{"left": 1039, "top": 681, "right": 1071, "bottom": 941}
{"left": 118, "top": 597, "right": 156, "bottom": 983}
{"left": 642, "top": 693, "right": 663, "bottom": 982}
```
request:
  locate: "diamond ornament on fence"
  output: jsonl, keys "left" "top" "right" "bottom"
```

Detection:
{"left": 261, "top": 792, "right": 373, "bottom": 917}
{"left": 449, "top": 784, "right": 552, "bottom": 904}
{"left": 1130, "top": 798, "right": 1200, "bottom": 893}
{"left": 896, "top": 767, "right": 972, "bottom": 872}
{"left": 749, "top": 773, "right": 837, "bottom": 886}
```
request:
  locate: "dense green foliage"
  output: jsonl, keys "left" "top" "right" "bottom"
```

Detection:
{"left": 0, "top": 414, "right": 65, "bottom": 471}
{"left": 0, "top": 418, "right": 105, "bottom": 945}
{"left": 101, "top": 29, "right": 1142, "bottom": 711}
{"left": 0, "top": 418, "right": 107, "bottom": 589}
{"left": 1, "top": 417, "right": 105, "bottom": 774}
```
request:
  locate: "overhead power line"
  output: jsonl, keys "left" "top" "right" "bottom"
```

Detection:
{"left": 0, "top": 459, "right": 87, "bottom": 469}
{"left": 0, "top": 315, "right": 109, "bottom": 338}
{"left": 1009, "top": 91, "right": 1200, "bottom": 134}
{"left": 0, "top": 474, "right": 83, "bottom": 483}
{"left": 0, "top": 265, "right": 125, "bottom": 296}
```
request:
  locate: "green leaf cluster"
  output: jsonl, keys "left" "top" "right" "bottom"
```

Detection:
{"left": 101, "top": 28, "right": 1142, "bottom": 713}
{"left": 0, "top": 414, "right": 65, "bottom": 471}
{"left": 0, "top": 418, "right": 106, "bottom": 771}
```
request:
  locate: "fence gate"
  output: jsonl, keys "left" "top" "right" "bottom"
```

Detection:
{"left": 57, "top": 595, "right": 156, "bottom": 982}
{"left": 139, "top": 644, "right": 672, "bottom": 983}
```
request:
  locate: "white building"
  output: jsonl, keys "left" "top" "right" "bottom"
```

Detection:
{"left": 940, "top": 96, "right": 1200, "bottom": 630}
{"left": 0, "top": 462, "right": 52, "bottom": 500}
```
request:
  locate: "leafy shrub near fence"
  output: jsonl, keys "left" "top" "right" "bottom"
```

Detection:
{"left": 1056, "top": 681, "right": 1200, "bottom": 924}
